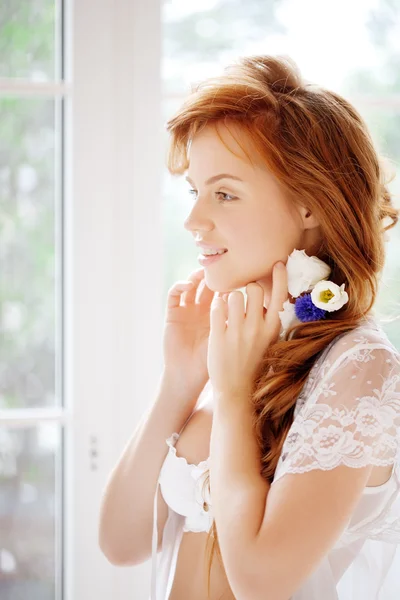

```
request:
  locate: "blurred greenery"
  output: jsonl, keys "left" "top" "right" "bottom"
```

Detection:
{"left": 0, "top": 97, "right": 56, "bottom": 412}
{"left": 0, "top": 2, "right": 57, "bottom": 595}
{"left": 0, "top": 0, "right": 56, "bottom": 79}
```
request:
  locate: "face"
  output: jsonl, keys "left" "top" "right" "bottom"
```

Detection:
{"left": 184, "top": 122, "right": 322, "bottom": 303}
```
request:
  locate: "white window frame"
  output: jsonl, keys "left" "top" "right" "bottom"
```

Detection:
{"left": 67, "top": 0, "right": 164, "bottom": 598}
{"left": 0, "top": 0, "right": 164, "bottom": 599}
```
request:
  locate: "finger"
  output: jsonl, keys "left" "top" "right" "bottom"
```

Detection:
{"left": 264, "top": 262, "right": 289, "bottom": 340}
{"left": 210, "top": 296, "right": 227, "bottom": 335}
{"left": 182, "top": 268, "right": 205, "bottom": 304}
{"left": 244, "top": 283, "right": 264, "bottom": 329}
{"left": 167, "top": 281, "right": 196, "bottom": 309}
{"left": 216, "top": 291, "right": 230, "bottom": 303}
{"left": 197, "top": 277, "right": 215, "bottom": 306}
{"left": 227, "top": 291, "right": 245, "bottom": 330}
{"left": 255, "top": 279, "right": 271, "bottom": 310}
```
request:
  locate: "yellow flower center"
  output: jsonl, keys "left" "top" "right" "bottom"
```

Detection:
{"left": 319, "top": 289, "right": 335, "bottom": 303}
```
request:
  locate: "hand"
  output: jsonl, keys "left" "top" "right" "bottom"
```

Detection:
{"left": 163, "top": 267, "right": 215, "bottom": 397}
{"left": 207, "top": 262, "right": 288, "bottom": 397}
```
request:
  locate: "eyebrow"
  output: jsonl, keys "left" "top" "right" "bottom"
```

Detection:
{"left": 185, "top": 173, "right": 244, "bottom": 186}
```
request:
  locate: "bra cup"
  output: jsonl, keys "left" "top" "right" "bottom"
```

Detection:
{"left": 159, "top": 442, "right": 213, "bottom": 533}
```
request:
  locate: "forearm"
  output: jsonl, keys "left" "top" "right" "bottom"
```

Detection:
{"left": 209, "top": 390, "right": 271, "bottom": 593}
{"left": 99, "top": 371, "right": 203, "bottom": 563}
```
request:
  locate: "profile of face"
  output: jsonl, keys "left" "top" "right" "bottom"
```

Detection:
{"left": 184, "top": 122, "right": 322, "bottom": 303}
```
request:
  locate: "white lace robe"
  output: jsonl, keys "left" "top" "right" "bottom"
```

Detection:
{"left": 271, "top": 325, "right": 400, "bottom": 599}
{"left": 150, "top": 320, "right": 400, "bottom": 599}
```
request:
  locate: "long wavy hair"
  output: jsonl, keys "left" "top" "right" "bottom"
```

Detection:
{"left": 165, "top": 54, "right": 399, "bottom": 596}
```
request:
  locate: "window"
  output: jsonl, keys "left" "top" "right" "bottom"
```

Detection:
{"left": 0, "top": 2, "right": 64, "bottom": 599}
{"left": 1, "top": 1, "right": 164, "bottom": 599}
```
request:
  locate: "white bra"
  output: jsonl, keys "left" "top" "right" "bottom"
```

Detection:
{"left": 158, "top": 432, "right": 213, "bottom": 533}
{"left": 150, "top": 432, "right": 213, "bottom": 598}
{"left": 150, "top": 429, "right": 400, "bottom": 599}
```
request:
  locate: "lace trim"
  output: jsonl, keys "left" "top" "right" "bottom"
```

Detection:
{"left": 274, "top": 457, "right": 399, "bottom": 483}
{"left": 274, "top": 411, "right": 399, "bottom": 481}
{"left": 274, "top": 343, "right": 400, "bottom": 483}
{"left": 165, "top": 433, "right": 209, "bottom": 470}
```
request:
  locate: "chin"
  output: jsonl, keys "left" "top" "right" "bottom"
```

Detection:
{"left": 204, "top": 270, "right": 253, "bottom": 294}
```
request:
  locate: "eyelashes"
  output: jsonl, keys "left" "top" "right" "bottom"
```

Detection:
{"left": 188, "top": 189, "right": 237, "bottom": 202}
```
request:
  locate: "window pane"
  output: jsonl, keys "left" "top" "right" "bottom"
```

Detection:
{"left": 0, "top": 0, "right": 58, "bottom": 81}
{"left": 161, "top": 98, "right": 199, "bottom": 307}
{"left": 0, "top": 98, "right": 59, "bottom": 409}
{"left": 162, "top": 0, "right": 392, "bottom": 95}
{"left": 0, "top": 423, "right": 61, "bottom": 600}
{"left": 355, "top": 104, "right": 400, "bottom": 348}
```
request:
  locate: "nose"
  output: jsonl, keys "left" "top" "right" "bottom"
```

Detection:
{"left": 183, "top": 197, "right": 214, "bottom": 234}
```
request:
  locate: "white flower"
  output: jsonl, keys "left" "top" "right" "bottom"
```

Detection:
{"left": 287, "top": 249, "right": 331, "bottom": 298}
{"left": 278, "top": 299, "right": 299, "bottom": 332}
{"left": 311, "top": 281, "right": 349, "bottom": 312}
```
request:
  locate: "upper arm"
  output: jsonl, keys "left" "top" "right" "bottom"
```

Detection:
{"left": 251, "top": 463, "right": 372, "bottom": 600}
{"left": 250, "top": 335, "right": 400, "bottom": 600}
{"left": 156, "top": 483, "right": 169, "bottom": 552}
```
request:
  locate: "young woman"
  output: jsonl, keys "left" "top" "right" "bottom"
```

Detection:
{"left": 99, "top": 55, "right": 400, "bottom": 600}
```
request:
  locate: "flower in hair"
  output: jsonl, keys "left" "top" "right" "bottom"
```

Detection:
{"left": 294, "top": 293, "right": 328, "bottom": 322}
{"left": 278, "top": 299, "right": 297, "bottom": 331}
{"left": 286, "top": 249, "right": 331, "bottom": 297}
{"left": 278, "top": 249, "right": 349, "bottom": 334}
{"left": 310, "top": 281, "right": 349, "bottom": 312}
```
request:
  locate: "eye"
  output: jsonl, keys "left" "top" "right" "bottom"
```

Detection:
{"left": 187, "top": 189, "right": 237, "bottom": 202}
{"left": 215, "top": 191, "right": 237, "bottom": 202}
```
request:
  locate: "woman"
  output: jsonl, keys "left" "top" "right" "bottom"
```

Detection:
{"left": 99, "top": 55, "right": 400, "bottom": 599}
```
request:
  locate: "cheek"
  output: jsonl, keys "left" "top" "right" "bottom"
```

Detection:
{"left": 239, "top": 212, "right": 300, "bottom": 260}
{"left": 246, "top": 212, "right": 297, "bottom": 243}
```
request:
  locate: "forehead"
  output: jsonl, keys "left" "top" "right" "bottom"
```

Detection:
{"left": 187, "top": 122, "right": 276, "bottom": 189}
{"left": 188, "top": 122, "right": 257, "bottom": 167}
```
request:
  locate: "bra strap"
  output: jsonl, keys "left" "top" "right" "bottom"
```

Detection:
{"left": 151, "top": 478, "right": 160, "bottom": 599}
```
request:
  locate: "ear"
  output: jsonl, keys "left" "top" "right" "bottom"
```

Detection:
{"left": 300, "top": 206, "right": 320, "bottom": 229}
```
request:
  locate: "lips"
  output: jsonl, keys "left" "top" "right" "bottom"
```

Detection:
{"left": 196, "top": 241, "right": 228, "bottom": 252}
{"left": 200, "top": 249, "right": 228, "bottom": 256}
{"left": 198, "top": 250, "right": 228, "bottom": 266}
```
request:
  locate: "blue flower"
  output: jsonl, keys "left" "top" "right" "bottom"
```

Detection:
{"left": 294, "top": 293, "right": 327, "bottom": 322}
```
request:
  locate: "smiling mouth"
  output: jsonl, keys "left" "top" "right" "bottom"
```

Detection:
{"left": 200, "top": 250, "right": 228, "bottom": 257}
{"left": 198, "top": 250, "right": 228, "bottom": 265}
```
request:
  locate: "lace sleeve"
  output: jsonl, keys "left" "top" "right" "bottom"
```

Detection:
{"left": 273, "top": 333, "right": 400, "bottom": 484}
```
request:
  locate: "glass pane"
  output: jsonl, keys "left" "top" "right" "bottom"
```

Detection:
{"left": 0, "top": 98, "right": 59, "bottom": 409}
{"left": 0, "top": 423, "right": 61, "bottom": 600}
{"left": 354, "top": 104, "right": 400, "bottom": 348}
{"left": 161, "top": 98, "right": 200, "bottom": 301}
{"left": 162, "top": 0, "right": 395, "bottom": 95}
{"left": 354, "top": 105, "right": 400, "bottom": 190}
{"left": 0, "top": 0, "right": 58, "bottom": 81}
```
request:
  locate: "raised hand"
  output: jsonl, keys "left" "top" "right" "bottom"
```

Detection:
{"left": 163, "top": 267, "right": 215, "bottom": 397}
{"left": 208, "top": 262, "right": 288, "bottom": 398}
